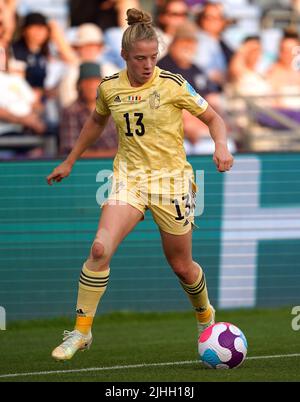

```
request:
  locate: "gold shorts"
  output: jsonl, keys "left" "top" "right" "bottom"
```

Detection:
{"left": 103, "top": 177, "right": 197, "bottom": 236}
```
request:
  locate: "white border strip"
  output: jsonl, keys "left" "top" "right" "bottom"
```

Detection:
{"left": 0, "top": 353, "right": 300, "bottom": 379}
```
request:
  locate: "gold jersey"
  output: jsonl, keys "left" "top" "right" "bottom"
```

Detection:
{"left": 96, "top": 66, "right": 208, "bottom": 194}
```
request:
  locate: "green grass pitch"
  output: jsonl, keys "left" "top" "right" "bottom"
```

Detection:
{"left": 0, "top": 307, "right": 299, "bottom": 382}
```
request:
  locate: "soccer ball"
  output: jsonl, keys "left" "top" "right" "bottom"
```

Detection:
{"left": 198, "top": 322, "right": 248, "bottom": 369}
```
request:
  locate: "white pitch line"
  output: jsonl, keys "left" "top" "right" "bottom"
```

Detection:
{"left": 0, "top": 360, "right": 196, "bottom": 379}
{"left": 0, "top": 353, "right": 300, "bottom": 379}
{"left": 246, "top": 353, "right": 300, "bottom": 361}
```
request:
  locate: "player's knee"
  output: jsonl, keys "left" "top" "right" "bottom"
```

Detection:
{"left": 91, "top": 241, "right": 105, "bottom": 261}
{"left": 169, "top": 259, "right": 190, "bottom": 281}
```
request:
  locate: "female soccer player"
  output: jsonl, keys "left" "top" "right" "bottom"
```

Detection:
{"left": 47, "top": 8, "right": 234, "bottom": 361}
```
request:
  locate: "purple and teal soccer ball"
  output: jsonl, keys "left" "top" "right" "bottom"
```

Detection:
{"left": 198, "top": 322, "right": 248, "bottom": 369}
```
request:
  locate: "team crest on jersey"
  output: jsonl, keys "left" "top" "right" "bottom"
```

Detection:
{"left": 149, "top": 91, "right": 160, "bottom": 109}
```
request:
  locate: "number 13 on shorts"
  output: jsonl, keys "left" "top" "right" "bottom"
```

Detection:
{"left": 172, "top": 180, "right": 197, "bottom": 221}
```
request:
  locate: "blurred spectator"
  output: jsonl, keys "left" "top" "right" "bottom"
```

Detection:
{"left": 60, "top": 62, "right": 118, "bottom": 158}
{"left": 11, "top": 12, "right": 81, "bottom": 144}
{"left": 0, "top": 0, "right": 16, "bottom": 47}
{"left": 155, "top": 20, "right": 236, "bottom": 155}
{"left": 12, "top": 12, "right": 49, "bottom": 92}
{"left": 0, "top": 57, "right": 46, "bottom": 159}
{"left": 0, "top": 0, "right": 16, "bottom": 71}
{"left": 258, "top": 30, "right": 300, "bottom": 129}
{"left": 294, "top": 0, "right": 300, "bottom": 13}
{"left": 59, "top": 23, "right": 118, "bottom": 108}
{"left": 225, "top": 35, "right": 271, "bottom": 142}
{"left": 261, "top": 0, "right": 300, "bottom": 30}
{"left": 156, "top": 0, "right": 189, "bottom": 59}
{"left": 69, "top": 0, "right": 140, "bottom": 31}
{"left": 227, "top": 35, "right": 270, "bottom": 96}
{"left": 12, "top": 12, "right": 75, "bottom": 98}
{"left": 158, "top": 22, "right": 214, "bottom": 95}
{"left": 267, "top": 30, "right": 300, "bottom": 108}
{"left": 194, "top": 1, "right": 234, "bottom": 91}
{"left": 228, "top": 31, "right": 299, "bottom": 126}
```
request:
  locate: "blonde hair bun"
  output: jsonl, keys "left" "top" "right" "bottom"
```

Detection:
{"left": 126, "top": 8, "right": 153, "bottom": 26}
{"left": 122, "top": 8, "right": 157, "bottom": 52}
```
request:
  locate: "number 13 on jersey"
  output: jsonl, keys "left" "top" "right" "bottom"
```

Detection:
{"left": 123, "top": 113, "right": 145, "bottom": 137}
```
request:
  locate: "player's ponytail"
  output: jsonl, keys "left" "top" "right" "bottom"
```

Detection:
{"left": 122, "top": 8, "right": 158, "bottom": 52}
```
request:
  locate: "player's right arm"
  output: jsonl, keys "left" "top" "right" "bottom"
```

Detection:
{"left": 46, "top": 110, "right": 109, "bottom": 185}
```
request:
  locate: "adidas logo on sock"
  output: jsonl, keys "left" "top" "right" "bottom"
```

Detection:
{"left": 76, "top": 309, "right": 87, "bottom": 317}
{"left": 195, "top": 307, "right": 208, "bottom": 313}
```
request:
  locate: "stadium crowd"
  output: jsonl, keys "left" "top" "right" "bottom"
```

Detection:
{"left": 0, "top": 0, "right": 299, "bottom": 159}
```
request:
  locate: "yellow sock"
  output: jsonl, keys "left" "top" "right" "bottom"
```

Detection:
{"left": 195, "top": 308, "right": 212, "bottom": 324}
{"left": 75, "top": 316, "right": 94, "bottom": 335}
{"left": 75, "top": 263, "right": 110, "bottom": 335}
{"left": 180, "top": 265, "right": 212, "bottom": 324}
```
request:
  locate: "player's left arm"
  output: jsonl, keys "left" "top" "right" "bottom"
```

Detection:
{"left": 198, "top": 105, "right": 234, "bottom": 173}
